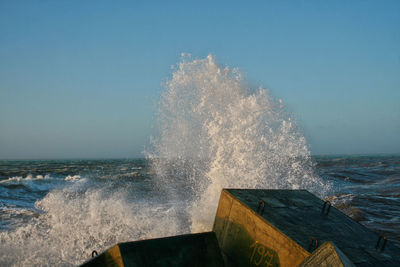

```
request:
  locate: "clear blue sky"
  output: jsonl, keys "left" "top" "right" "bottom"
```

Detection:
{"left": 0, "top": 1, "right": 399, "bottom": 159}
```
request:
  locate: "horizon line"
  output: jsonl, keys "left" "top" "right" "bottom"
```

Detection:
{"left": 1, "top": 152, "right": 399, "bottom": 161}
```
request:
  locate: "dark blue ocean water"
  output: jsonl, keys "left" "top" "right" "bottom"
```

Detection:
{"left": 0, "top": 155, "right": 399, "bottom": 265}
{"left": 314, "top": 155, "right": 400, "bottom": 246}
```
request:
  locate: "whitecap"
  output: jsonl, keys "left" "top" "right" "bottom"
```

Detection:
{"left": 65, "top": 175, "right": 81, "bottom": 181}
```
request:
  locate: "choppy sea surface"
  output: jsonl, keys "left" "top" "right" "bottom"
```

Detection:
{"left": 0, "top": 156, "right": 399, "bottom": 265}
{"left": 1, "top": 56, "right": 399, "bottom": 265}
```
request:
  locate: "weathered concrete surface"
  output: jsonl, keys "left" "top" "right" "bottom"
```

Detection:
{"left": 213, "top": 189, "right": 400, "bottom": 267}
{"left": 81, "top": 232, "right": 225, "bottom": 267}
{"left": 213, "top": 189, "right": 308, "bottom": 267}
{"left": 299, "top": 241, "right": 356, "bottom": 267}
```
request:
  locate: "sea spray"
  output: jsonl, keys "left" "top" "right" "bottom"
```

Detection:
{"left": 0, "top": 179, "right": 181, "bottom": 266}
{"left": 146, "top": 54, "right": 330, "bottom": 232}
{"left": 0, "top": 55, "right": 331, "bottom": 266}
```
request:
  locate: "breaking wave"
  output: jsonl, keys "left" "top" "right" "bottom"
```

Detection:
{"left": 0, "top": 54, "right": 330, "bottom": 266}
{"left": 146, "top": 54, "right": 330, "bottom": 232}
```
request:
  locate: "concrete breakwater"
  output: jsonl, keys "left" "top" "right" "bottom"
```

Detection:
{"left": 82, "top": 189, "right": 400, "bottom": 266}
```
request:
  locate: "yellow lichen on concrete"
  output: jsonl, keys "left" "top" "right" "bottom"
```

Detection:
{"left": 104, "top": 245, "right": 124, "bottom": 267}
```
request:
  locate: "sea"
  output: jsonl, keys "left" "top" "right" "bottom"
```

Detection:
{"left": 0, "top": 156, "right": 399, "bottom": 266}
{"left": 1, "top": 56, "right": 399, "bottom": 266}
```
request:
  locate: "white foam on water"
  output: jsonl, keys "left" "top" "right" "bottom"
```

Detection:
{"left": 0, "top": 174, "right": 51, "bottom": 184}
{"left": 0, "top": 181, "right": 181, "bottom": 266}
{"left": 65, "top": 175, "right": 81, "bottom": 181}
{"left": 0, "top": 174, "right": 60, "bottom": 193}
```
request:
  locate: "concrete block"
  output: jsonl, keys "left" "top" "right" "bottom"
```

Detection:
{"left": 213, "top": 189, "right": 400, "bottom": 267}
{"left": 81, "top": 232, "right": 225, "bottom": 267}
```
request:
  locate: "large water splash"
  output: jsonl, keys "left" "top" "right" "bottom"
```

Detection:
{"left": 146, "top": 54, "right": 330, "bottom": 231}
{"left": 0, "top": 55, "right": 330, "bottom": 266}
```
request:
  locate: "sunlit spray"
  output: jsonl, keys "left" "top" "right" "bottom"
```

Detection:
{"left": 146, "top": 54, "right": 329, "bottom": 232}
{"left": 0, "top": 55, "right": 330, "bottom": 266}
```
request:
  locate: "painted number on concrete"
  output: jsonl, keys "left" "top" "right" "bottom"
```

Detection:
{"left": 249, "top": 240, "right": 277, "bottom": 267}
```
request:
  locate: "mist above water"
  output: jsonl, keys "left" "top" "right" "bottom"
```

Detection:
{"left": 146, "top": 54, "right": 330, "bottom": 232}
